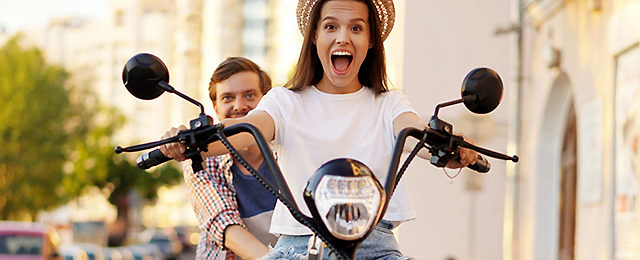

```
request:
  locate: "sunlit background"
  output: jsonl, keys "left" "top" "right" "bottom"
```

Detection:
{"left": 2, "top": 0, "right": 640, "bottom": 259}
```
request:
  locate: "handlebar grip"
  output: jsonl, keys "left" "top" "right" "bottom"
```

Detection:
{"left": 467, "top": 154, "right": 490, "bottom": 173}
{"left": 136, "top": 149, "right": 171, "bottom": 170}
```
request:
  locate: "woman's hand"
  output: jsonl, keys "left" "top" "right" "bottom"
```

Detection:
{"left": 159, "top": 125, "right": 188, "bottom": 161}
{"left": 446, "top": 133, "right": 479, "bottom": 169}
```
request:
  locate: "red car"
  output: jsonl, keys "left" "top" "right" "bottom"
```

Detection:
{"left": 0, "top": 221, "right": 61, "bottom": 260}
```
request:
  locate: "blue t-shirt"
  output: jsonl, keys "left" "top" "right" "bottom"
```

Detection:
{"left": 230, "top": 161, "right": 278, "bottom": 246}
{"left": 231, "top": 162, "right": 277, "bottom": 218}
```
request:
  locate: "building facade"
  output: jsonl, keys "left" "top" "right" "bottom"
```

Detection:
{"left": 20, "top": 0, "right": 302, "bottom": 143}
{"left": 12, "top": 0, "right": 302, "bottom": 233}
{"left": 400, "top": 0, "right": 640, "bottom": 259}
{"left": 512, "top": 0, "right": 640, "bottom": 259}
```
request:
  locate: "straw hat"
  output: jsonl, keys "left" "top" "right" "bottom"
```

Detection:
{"left": 296, "top": 0, "right": 396, "bottom": 42}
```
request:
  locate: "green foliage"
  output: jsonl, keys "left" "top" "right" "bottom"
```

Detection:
{"left": 0, "top": 36, "right": 182, "bottom": 220}
{"left": 108, "top": 160, "right": 182, "bottom": 204}
{"left": 0, "top": 36, "right": 77, "bottom": 219}
{"left": 61, "top": 105, "right": 182, "bottom": 206}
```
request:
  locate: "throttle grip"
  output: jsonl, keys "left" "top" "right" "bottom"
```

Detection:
{"left": 467, "top": 154, "right": 490, "bottom": 173}
{"left": 137, "top": 149, "right": 171, "bottom": 169}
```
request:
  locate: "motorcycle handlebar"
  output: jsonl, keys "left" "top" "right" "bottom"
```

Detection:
{"left": 468, "top": 154, "right": 490, "bottom": 173}
{"left": 137, "top": 149, "right": 170, "bottom": 170}
{"left": 134, "top": 125, "right": 495, "bottom": 174}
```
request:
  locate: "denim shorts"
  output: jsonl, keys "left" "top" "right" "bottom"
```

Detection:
{"left": 260, "top": 220, "right": 410, "bottom": 259}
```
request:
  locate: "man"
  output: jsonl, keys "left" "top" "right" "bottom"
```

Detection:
{"left": 182, "top": 57, "right": 276, "bottom": 260}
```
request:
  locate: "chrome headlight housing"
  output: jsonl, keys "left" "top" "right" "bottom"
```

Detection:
{"left": 304, "top": 158, "right": 385, "bottom": 241}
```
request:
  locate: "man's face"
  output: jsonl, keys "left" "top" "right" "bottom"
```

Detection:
{"left": 213, "top": 71, "right": 263, "bottom": 120}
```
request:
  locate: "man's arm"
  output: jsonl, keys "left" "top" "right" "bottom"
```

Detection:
{"left": 224, "top": 225, "right": 269, "bottom": 259}
{"left": 183, "top": 156, "right": 268, "bottom": 259}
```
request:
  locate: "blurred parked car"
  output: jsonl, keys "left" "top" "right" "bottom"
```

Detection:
{"left": 74, "top": 244, "right": 104, "bottom": 260}
{"left": 140, "top": 230, "right": 181, "bottom": 260}
{"left": 59, "top": 244, "right": 88, "bottom": 260}
{"left": 125, "top": 244, "right": 162, "bottom": 260}
{"left": 0, "top": 221, "right": 61, "bottom": 260}
{"left": 61, "top": 244, "right": 136, "bottom": 260}
{"left": 102, "top": 247, "right": 133, "bottom": 260}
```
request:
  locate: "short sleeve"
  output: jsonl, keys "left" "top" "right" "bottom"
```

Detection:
{"left": 250, "top": 87, "right": 295, "bottom": 146}
{"left": 385, "top": 90, "right": 419, "bottom": 122}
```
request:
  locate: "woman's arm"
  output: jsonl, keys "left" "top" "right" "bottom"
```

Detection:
{"left": 160, "top": 111, "right": 275, "bottom": 161}
{"left": 392, "top": 112, "right": 478, "bottom": 168}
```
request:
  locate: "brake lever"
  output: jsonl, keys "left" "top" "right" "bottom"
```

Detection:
{"left": 424, "top": 116, "right": 518, "bottom": 170}
{"left": 115, "top": 135, "right": 180, "bottom": 154}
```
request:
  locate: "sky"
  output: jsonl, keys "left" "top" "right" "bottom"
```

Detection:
{"left": 0, "top": 0, "right": 109, "bottom": 34}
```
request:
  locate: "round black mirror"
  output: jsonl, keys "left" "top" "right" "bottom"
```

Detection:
{"left": 461, "top": 67, "right": 503, "bottom": 114}
{"left": 122, "top": 53, "right": 169, "bottom": 100}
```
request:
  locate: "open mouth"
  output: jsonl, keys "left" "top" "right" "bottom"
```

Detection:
{"left": 331, "top": 51, "right": 353, "bottom": 74}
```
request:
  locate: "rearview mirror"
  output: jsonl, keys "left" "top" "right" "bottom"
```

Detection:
{"left": 461, "top": 67, "right": 503, "bottom": 114}
{"left": 122, "top": 53, "right": 169, "bottom": 100}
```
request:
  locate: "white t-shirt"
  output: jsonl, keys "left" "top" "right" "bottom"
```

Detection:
{"left": 252, "top": 86, "right": 418, "bottom": 235}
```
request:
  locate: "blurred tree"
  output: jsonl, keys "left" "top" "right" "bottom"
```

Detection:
{"left": 62, "top": 105, "right": 182, "bottom": 246}
{"left": 0, "top": 36, "right": 182, "bottom": 234}
{"left": 0, "top": 35, "right": 78, "bottom": 219}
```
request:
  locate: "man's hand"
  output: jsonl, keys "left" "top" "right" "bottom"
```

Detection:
{"left": 159, "top": 125, "right": 188, "bottom": 161}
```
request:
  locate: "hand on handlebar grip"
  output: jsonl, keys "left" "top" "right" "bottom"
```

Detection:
{"left": 159, "top": 125, "right": 188, "bottom": 161}
{"left": 446, "top": 133, "right": 478, "bottom": 168}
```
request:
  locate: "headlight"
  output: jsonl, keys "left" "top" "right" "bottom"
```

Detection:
{"left": 304, "top": 159, "right": 385, "bottom": 241}
{"left": 316, "top": 176, "right": 381, "bottom": 240}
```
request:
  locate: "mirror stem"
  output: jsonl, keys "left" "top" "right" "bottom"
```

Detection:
{"left": 433, "top": 98, "right": 464, "bottom": 117}
{"left": 159, "top": 81, "right": 206, "bottom": 115}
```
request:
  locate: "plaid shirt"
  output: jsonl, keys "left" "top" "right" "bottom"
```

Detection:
{"left": 183, "top": 154, "right": 243, "bottom": 260}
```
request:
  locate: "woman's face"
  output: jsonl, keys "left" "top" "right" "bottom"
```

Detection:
{"left": 314, "top": 0, "right": 370, "bottom": 94}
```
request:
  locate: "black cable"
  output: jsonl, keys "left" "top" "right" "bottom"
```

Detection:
{"left": 214, "top": 128, "right": 348, "bottom": 259}
{"left": 394, "top": 131, "right": 428, "bottom": 191}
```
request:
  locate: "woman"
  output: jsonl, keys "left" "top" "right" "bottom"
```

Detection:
{"left": 162, "top": 0, "right": 478, "bottom": 258}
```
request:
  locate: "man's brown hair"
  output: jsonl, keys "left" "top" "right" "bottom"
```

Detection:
{"left": 208, "top": 57, "right": 272, "bottom": 102}
{"left": 285, "top": 0, "right": 389, "bottom": 95}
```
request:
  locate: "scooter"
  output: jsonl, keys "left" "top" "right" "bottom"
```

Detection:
{"left": 115, "top": 53, "right": 518, "bottom": 259}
